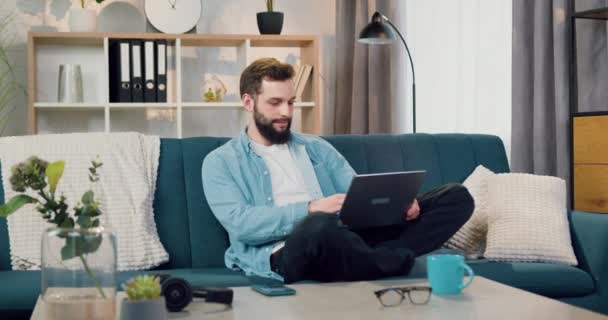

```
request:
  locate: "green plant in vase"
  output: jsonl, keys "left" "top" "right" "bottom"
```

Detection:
{"left": 0, "top": 156, "right": 108, "bottom": 298}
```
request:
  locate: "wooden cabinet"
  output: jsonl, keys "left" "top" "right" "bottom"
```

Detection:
{"left": 573, "top": 115, "right": 608, "bottom": 213}
{"left": 570, "top": 7, "right": 608, "bottom": 213}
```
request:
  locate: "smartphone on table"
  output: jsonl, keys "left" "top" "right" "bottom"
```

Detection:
{"left": 251, "top": 283, "right": 296, "bottom": 296}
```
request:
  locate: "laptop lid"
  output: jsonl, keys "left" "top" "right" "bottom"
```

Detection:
{"left": 339, "top": 170, "right": 426, "bottom": 229}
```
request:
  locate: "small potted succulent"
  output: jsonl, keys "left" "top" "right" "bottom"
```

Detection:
{"left": 256, "top": 0, "right": 284, "bottom": 34}
{"left": 121, "top": 275, "right": 168, "bottom": 320}
{"left": 69, "top": 0, "right": 105, "bottom": 32}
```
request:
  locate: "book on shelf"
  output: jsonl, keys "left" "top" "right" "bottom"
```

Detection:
{"left": 295, "top": 64, "right": 312, "bottom": 101}
{"left": 108, "top": 38, "right": 169, "bottom": 104}
{"left": 143, "top": 40, "right": 157, "bottom": 103}
{"left": 108, "top": 39, "right": 132, "bottom": 103}
{"left": 156, "top": 39, "right": 167, "bottom": 103}
{"left": 130, "top": 40, "right": 144, "bottom": 102}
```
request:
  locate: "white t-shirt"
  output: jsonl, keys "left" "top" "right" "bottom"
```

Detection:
{"left": 251, "top": 141, "right": 312, "bottom": 253}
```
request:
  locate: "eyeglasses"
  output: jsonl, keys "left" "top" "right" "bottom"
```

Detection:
{"left": 374, "top": 286, "right": 432, "bottom": 307}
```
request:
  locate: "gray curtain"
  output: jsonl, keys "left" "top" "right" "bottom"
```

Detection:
{"left": 511, "top": 0, "right": 572, "bottom": 185}
{"left": 512, "top": 0, "right": 608, "bottom": 199}
{"left": 334, "top": 0, "right": 393, "bottom": 134}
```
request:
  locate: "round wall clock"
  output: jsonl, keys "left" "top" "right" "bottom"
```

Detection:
{"left": 145, "top": 0, "right": 202, "bottom": 34}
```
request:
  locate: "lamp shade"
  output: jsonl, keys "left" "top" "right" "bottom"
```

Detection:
{"left": 358, "top": 12, "right": 396, "bottom": 44}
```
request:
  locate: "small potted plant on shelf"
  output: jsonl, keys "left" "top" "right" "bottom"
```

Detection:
{"left": 121, "top": 275, "right": 168, "bottom": 320}
{"left": 257, "top": 0, "right": 284, "bottom": 34}
{"left": 69, "top": 0, "right": 105, "bottom": 32}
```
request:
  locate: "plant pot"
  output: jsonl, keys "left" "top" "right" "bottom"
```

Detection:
{"left": 69, "top": 8, "right": 97, "bottom": 32}
{"left": 120, "top": 297, "right": 168, "bottom": 320}
{"left": 41, "top": 227, "right": 117, "bottom": 320}
{"left": 256, "top": 12, "right": 284, "bottom": 35}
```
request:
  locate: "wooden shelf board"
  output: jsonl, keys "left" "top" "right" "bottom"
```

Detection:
{"left": 573, "top": 111, "right": 608, "bottom": 117}
{"left": 250, "top": 35, "right": 316, "bottom": 47}
{"left": 34, "top": 102, "right": 104, "bottom": 110}
{"left": 182, "top": 102, "right": 314, "bottom": 108}
{"left": 30, "top": 32, "right": 318, "bottom": 47}
{"left": 573, "top": 7, "right": 608, "bottom": 20}
{"left": 109, "top": 103, "right": 177, "bottom": 109}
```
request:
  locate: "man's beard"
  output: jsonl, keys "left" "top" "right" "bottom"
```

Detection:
{"left": 253, "top": 103, "right": 292, "bottom": 144}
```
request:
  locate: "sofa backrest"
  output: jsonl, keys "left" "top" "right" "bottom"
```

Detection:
{"left": 178, "top": 133, "right": 510, "bottom": 269}
{"left": 0, "top": 133, "right": 509, "bottom": 271}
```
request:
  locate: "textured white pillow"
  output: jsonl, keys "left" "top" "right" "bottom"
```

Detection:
{"left": 445, "top": 165, "right": 494, "bottom": 257}
{"left": 484, "top": 173, "right": 578, "bottom": 265}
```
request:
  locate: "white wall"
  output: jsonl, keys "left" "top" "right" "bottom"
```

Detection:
{"left": 390, "top": 0, "right": 512, "bottom": 158}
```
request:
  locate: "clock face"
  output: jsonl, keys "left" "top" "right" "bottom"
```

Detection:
{"left": 145, "top": 0, "right": 202, "bottom": 34}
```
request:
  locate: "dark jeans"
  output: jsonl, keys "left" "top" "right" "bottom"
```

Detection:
{"left": 271, "top": 183, "right": 474, "bottom": 283}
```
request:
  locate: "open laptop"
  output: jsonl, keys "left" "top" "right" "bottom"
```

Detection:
{"left": 339, "top": 170, "right": 426, "bottom": 229}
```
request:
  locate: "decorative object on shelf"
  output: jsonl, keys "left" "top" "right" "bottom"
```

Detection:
{"left": 20, "top": 0, "right": 58, "bottom": 32}
{"left": 358, "top": 11, "right": 417, "bottom": 133}
{"left": 257, "top": 0, "right": 284, "bottom": 34}
{"left": 97, "top": 1, "right": 146, "bottom": 33}
{"left": 201, "top": 74, "right": 227, "bottom": 102}
{"left": 57, "top": 64, "right": 83, "bottom": 103}
{"left": 0, "top": 157, "right": 117, "bottom": 320}
{"left": 145, "top": 109, "right": 175, "bottom": 122}
{"left": 120, "top": 275, "right": 168, "bottom": 320}
{"left": 69, "top": 0, "right": 105, "bottom": 32}
{"left": 145, "top": 0, "right": 202, "bottom": 34}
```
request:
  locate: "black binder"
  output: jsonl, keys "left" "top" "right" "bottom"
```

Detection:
{"left": 108, "top": 39, "right": 132, "bottom": 102}
{"left": 156, "top": 40, "right": 167, "bottom": 103}
{"left": 143, "top": 40, "right": 156, "bottom": 102}
{"left": 130, "top": 40, "right": 144, "bottom": 103}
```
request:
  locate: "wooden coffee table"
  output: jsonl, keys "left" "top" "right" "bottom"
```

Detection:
{"left": 31, "top": 276, "right": 607, "bottom": 319}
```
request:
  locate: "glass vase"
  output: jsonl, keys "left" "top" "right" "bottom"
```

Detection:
{"left": 41, "top": 227, "right": 117, "bottom": 320}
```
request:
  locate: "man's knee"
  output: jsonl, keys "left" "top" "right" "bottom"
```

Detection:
{"left": 293, "top": 214, "right": 341, "bottom": 240}
{"left": 442, "top": 183, "right": 474, "bottom": 220}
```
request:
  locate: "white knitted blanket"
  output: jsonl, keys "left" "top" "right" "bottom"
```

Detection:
{"left": 0, "top": 132, "right": 169, "bottom": 271}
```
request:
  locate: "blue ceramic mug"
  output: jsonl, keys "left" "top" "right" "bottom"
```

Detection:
{"left": 426, "top": 254, "right": 475, "bottom": 295}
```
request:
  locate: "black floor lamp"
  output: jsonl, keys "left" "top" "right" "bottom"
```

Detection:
{"left": 358, "top": 11, "right": 417, "bottom": 133}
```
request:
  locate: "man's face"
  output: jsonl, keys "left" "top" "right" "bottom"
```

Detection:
{"left": 251, "top": 79, "right": 295, "bottom": 144}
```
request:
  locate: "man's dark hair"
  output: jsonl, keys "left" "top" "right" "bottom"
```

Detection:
{"left": 239, "top": 58, "right": 295, "bottom": 97}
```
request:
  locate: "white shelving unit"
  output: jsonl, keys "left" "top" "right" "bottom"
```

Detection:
{"left": 28, "top": 32, "right": 322, "bottom": 138}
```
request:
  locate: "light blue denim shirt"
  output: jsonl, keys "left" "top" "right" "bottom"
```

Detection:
{"left": 201, "top": 129, "right": 356, "bottom": 280}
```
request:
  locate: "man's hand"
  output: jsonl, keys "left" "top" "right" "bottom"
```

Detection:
{"left": 308, "top": 194, "right": 346, "bottom": 214}
{"left": 405, "top": 199, "right": 420, "bottom": 221}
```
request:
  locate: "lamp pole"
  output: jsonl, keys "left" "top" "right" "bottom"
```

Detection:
{"left": 383, "top": 15, "right": 417, "bottom": 133}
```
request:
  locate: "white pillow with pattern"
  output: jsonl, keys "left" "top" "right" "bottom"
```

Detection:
{"left": 484, "top": 173, "right": 577, "bottom": 265}
{"left": 445, "top": 165, "right": 494, "bottom": 258}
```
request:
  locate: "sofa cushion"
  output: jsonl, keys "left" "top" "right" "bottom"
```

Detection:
{"left": 154, "top": 139, "right": 192, "bottom": 269}
{"left": 117, "top": 268, "right": 253, "bottom": 288}
{"left": 322, "top": 134, "right": 510, "bottom": 194}
{"left": 484, "top": 173, "right": 578, "bottom": 265}
{"left": 181, "top": 137, "right": 231, "bottom": 268}
{"left": 0, "top": 164, "right": 9, "bottom": 270}
{"left": 468, "top": 260, "right": 595, "bottom": 298}
{"left": 0, "top": 271, "right": 40, "bottom": 311}
{"left": 322, "top": 134, "right": 444, "bottom": 192}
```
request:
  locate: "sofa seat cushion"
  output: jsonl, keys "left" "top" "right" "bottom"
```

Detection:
{"left": 0, "top": 271, "right": 40, "bottom": 311}
{"left": 117, "top": 268, "right": 253, "bottom": 288}
{"left": 468, "top": 260, "right": 595, "bottom": 298}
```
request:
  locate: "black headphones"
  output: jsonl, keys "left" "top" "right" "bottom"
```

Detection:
{"left": 156, "top": 274, "right": 234, "bottom": 312}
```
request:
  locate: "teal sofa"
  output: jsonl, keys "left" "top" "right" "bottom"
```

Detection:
{"left": 0, "top": 133, "right": 607, "bottom": 318}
